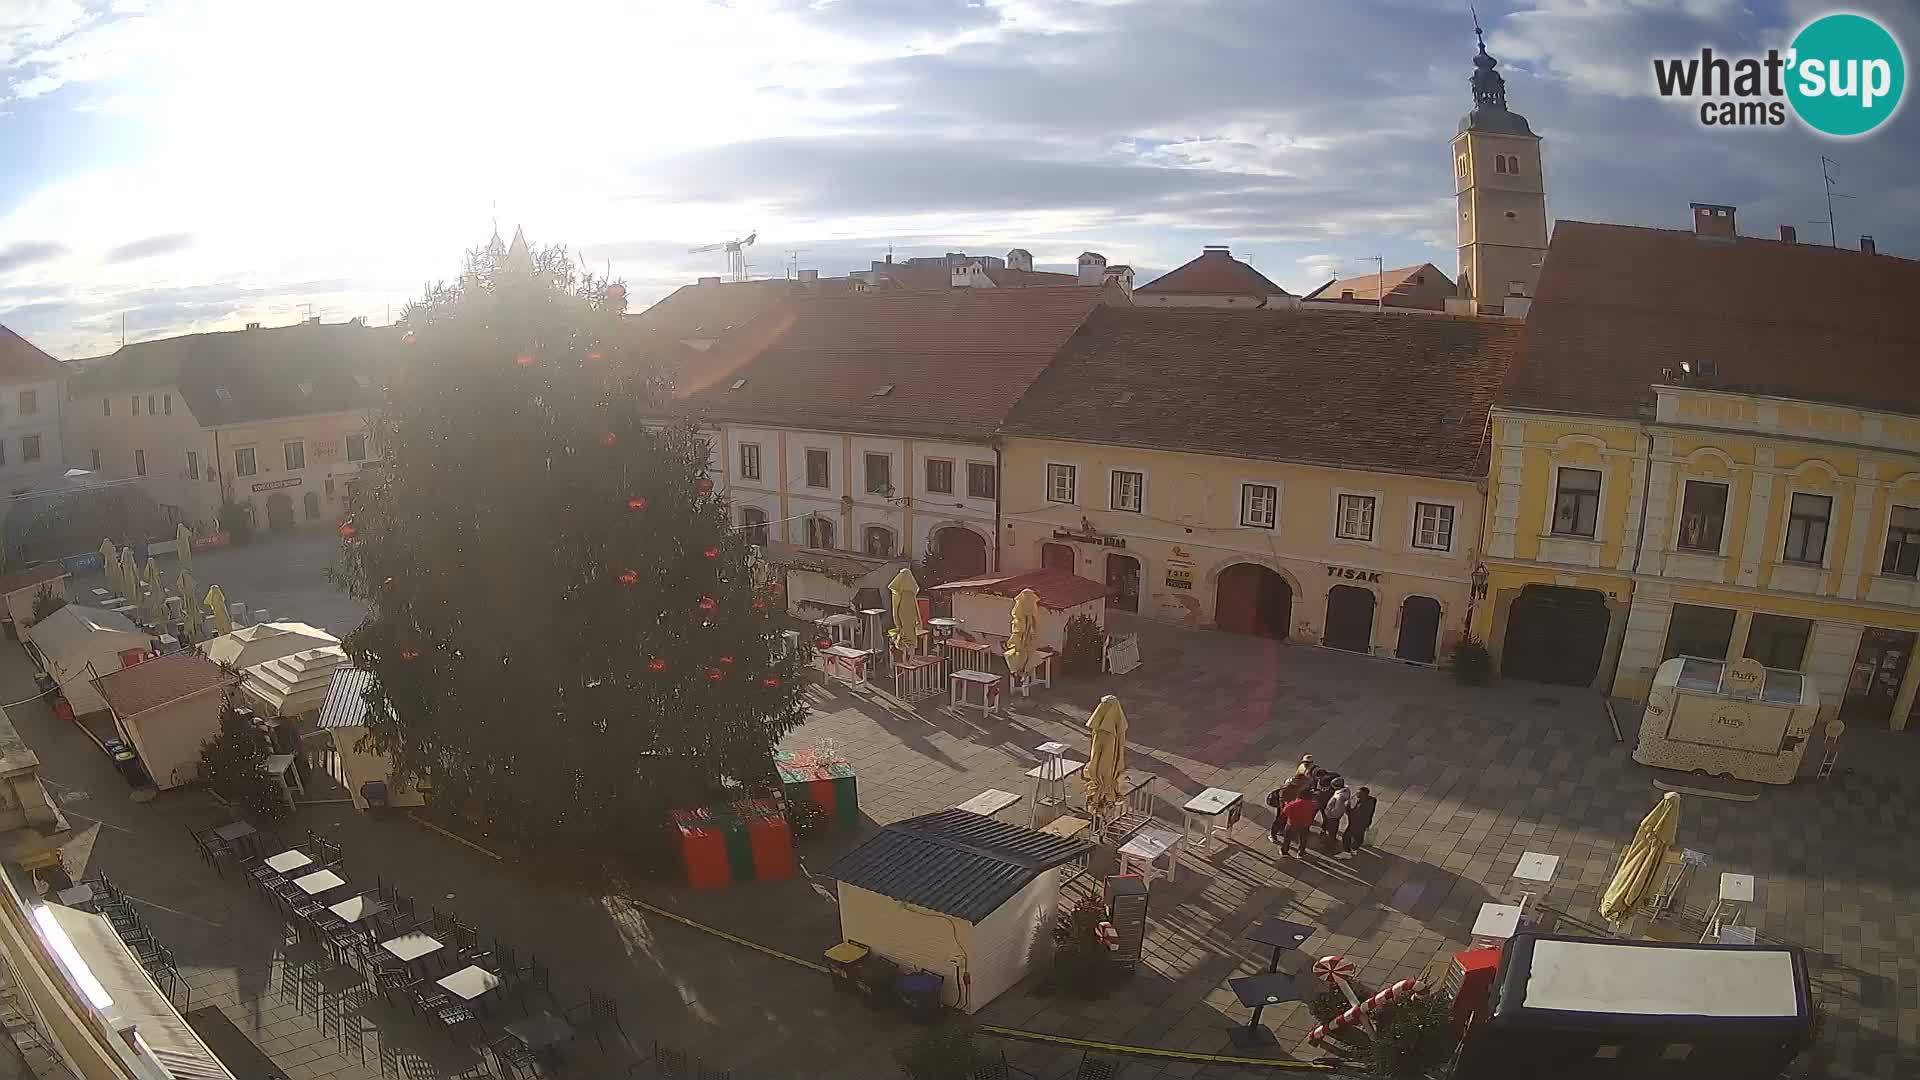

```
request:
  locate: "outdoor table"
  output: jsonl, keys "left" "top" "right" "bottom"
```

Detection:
{"left": 263, "top": 754, "right": 305, "bottom": 795}
{"left": 381, "top": 932, "right": 445, "bottom": 971}
{"left": 1025, "top": 647, "right": 1056, "bottom": 692}
{"left": 212, "top": 821, "right": 259, "bottom": 857}
{"left": 945, "top": 636, "right": 993, "bottom": 672}
{"left": 265, "top": 849, "right": 313, "bottom": 874}
{"left": 1024, "top": 749, "right": 1084, "bottom": 826}
{"left": 1702, "top": 872, "right": 1756, "bottom": 943}
{"left": 90, "top": 588, "right": 111, "bottom": 600}
{"left": 1512, "top": 851, "right": 1560, "bottom": 914}
{"left": 892, "top": 653, "right": 943, "bottom": 701}
{"left": 1117, "top": 825, "right": 1180, "bottom": 884}
{"left": 1245, "top": 918, "right": 1315, "bottom": 973}
{"left": 291, "top": 869, "right": 347, "bottom": 897}
{"left": 437, "top": 964, "right": 503, "bottom": 1003}
{"left": 507, "top": 1011, "right": 574, "bottom": 1064}
{"left": 328, "top": 894, "right": 388, "bottom": 925}
{"left": 1180, "top": 787, "right": 1244, "bottom": 853}
{"left": 949, "top": 669, "right": 1001, "bottom": 715}
{"left": 1226, "top": 971, "right": 1298, "bottom": 1048}
{"left": 1470, "top": 902, "right": 1523, "bottom": 949}
{"left": 926, "top": 617, "right": 962, "bottom": 640}
{"left": 955, "top": 788, "right": 1021, "bottom": 821}
{"left": 55, "top": 884, "right": 95, "bottom": 911}
{"left": 822, "top": 645, "right": 868, "bottom": 686}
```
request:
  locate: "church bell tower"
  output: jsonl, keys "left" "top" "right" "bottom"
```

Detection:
{"left": 1451, "top": 28, "right": 1548, "bottom": 315}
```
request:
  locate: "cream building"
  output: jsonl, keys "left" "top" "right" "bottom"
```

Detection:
{"left": 0, "top": 326, "right": 71, "bottom": 514}
{"left": 63, "top": 319, "right": 387, "bottom": 534}
{"left": 1450, "top": 34, "right": 1549, "bottom": 317}
{"left": 999, "top": 306, "right": 1519, "bottom": 662}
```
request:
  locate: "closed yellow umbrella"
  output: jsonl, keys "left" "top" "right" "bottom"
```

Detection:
{"left": 1599, "top": 792, "right": 1682, "bottom": 924}
{"left": 98, "top": 540, "right": 118, "bottom": 591}
{"left": 887, "top": 568, "right": 921, "bottom": 656}
{"left": 205, "top": 585, "right": 231, "bottom": 635}
{"left": 176, "top": 569, "right": 199, "bottom": 638}
{"left": 142, "top": 559, "right": 165, "bottom": 623}
{"left": 1004, "top": 588, "right": 1039, "bottom": 680}
{"left": 118, "top": 551, "right": 138, "bottom": 607}
{"left": 1085, "top": 695, "right": 1128, "bottom": 816}
{"left": 176, "top": 523, "right": 193, "bottom": 573}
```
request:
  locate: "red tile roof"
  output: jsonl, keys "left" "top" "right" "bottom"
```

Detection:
{"left": 0, "top": 325, "right": 64, "bottom": 382}
{"left": 1308, "top": 263, "right": 1454, "bottom": 309}
{"left": 676, "top": 286, "right": 1116, "bottom": 441}
{"left": 1137, "top": 249, "right": 1289, "bottom": 298}
{"left": 1002, "top": 306, "right": 1520, "bottom": 479}
{"left": 94, "top": 652, "right": 235, "bottom": 717}
{"left": 630, "top": 278, "right": 851, "bottom": 346}
{"left": 1506, "top": 221, "right": 1920, "bottom": 419}
{"left": 929, "top": 568, "right": 1109, "bottom": 610}
{"left": 0, "top": 563, "right": 67, "bottom": 598}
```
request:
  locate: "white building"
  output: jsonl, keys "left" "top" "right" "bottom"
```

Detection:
{"left": 0, "top": 326, "right": 70, "bottom": 514}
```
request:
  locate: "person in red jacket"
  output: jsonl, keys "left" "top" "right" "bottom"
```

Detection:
{"left": 1278, "top": 793, "right": 1318, "bottom": 858}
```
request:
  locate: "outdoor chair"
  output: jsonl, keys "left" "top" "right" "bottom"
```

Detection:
{"left": 84, "top": 872, "right": 119, "bottom": 900}
{"left": 372, "top": 968, "right": 412, "bottom": 1011}
{"left": 564, "top": 988, "right": 626, "bottom": 1051}
{"left": 430, "top": 906, "right": 460, "bottom": 941}
{"left": 489, "top": 1035, "right": 538, "bottom": 1080}
{"left": 417, "top": 992, "right": 479, "bottom": 1042}
{"left": 513, "top": 956, "right": 552, "bottom": 1008}
{"left": 246, "top": 862, "right": 285, "bottom": 895}
{"left": 652, "top": 1042, "right": 689, "bottom": 1079}
{"left": 694, "top": 1062, "right": 731, "bottom": 1080}
{"left": 474, "top": 940, "right": 514, "bottom": 975}
{"left": 1072, "top": 1053, "right": 1118, "bottom": 1080}
{"left": 449, "top": 918, "right": 478, "bottom": 952}
{"left": 323, "top": 924, "right": 370, "bottom": 970}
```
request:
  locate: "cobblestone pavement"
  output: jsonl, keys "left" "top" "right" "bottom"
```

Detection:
{"left": 20, "top": 534, "right": 1918, "bottom": 1078}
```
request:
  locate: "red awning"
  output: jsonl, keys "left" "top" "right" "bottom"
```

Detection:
{"left": 928, "top": 568, "right": 1107, "bottom": 610}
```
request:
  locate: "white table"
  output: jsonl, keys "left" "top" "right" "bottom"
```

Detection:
{"left": 382, "top": 932, "right": 444, "bottom": 965}
{"left": 1512, "top": 851, "right": 1560, "bottom": 914}
{"left": 956, "top": 789, "right": 1022, "bottom": 820}
{"left": 1117, "top": 825, "right": 1181, "bottom": 884}
{"left": 90, "top": 588, "right": 111, "bottom": 600}
{"left": 55, "top": 884, "right": 94, "bottom": 909}
{"left": 949, "top": 669, "right": 1001, "bottom": 715}
{"left": 1181, "top": 788, "right": 1244, "bottom": 853}
{"left": 926, "top": 617, "right": 963, "bottom": 639}
{"left": 437, "top": 964, "right": 503, "bottom": 1002}
{"left": 1702, "top": 872, "right": 1756, "bottom": 943}
{"left": 1025, "top": 757, "right": 1085, "bottom": 828}
{"left": 822, "top": 645, "right": 868, "bottom": 686}
{"left": 265, "top": 849, "right": 313, "bottom": 874}
{"left": 328, "top": 894, "right": 388, "bottom": 924}
{"left": 291, "top": 869, "right": 346, "bottom": 896}
{"left": 1471, "top": 902, "right": 1524, "bottom": 948}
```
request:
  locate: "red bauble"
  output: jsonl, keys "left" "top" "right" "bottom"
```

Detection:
{"left": 719, "top": 654, "right": 735, "bottom": 666}
{"left": 618, "top": 569, "right": 639, "bottom": 585}
{"left": 338, "top": 522, "right": 356, "bottom": 539}
{"left": 705, "top": 668, "right": 723, "bottom": 682}
{"left": 696, "top": 478, "right": 714, "bottom": 495}
{"left": 399, "top": 648, "right": 420, "bottom": 661}
{"left": 597, "top": 432, "right": 618, "bottom": 448}
{"left": 401, "top": 331, "right": 416, "bottom": 346}
{"left": 697, "top": 595, "right": 717, "bottom": 612}
{"left": 762, "top": 676, "right": 782, "bottom": 689}
{"left": 586, "top": 350, "right": 605, "bottom": 362}
{"left": 626, "top": 496, "right": 648, "bottom": 511}
{"left": 703, "top": 546, "right": 720, "bottom": 559}
{"left": 606, "top": 284, "right": 627, "bottom": 302}
{"left": 515, "top": 353, "right": 537, "bottom": 367}
{"left": 751, "top": 598, "right": 767, "bottom": 610}
{"left": 816, "top": 637, "right": 832, "bottom": 650}
{"left": 647, "top": 657, "right": 668, "bottom": 673}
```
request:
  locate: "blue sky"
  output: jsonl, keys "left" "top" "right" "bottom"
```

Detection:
{"left": 3, "top": 0, "right": 1917, "bottom": 358}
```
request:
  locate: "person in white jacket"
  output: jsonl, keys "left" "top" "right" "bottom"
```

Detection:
{"left": 1320, "top": 778, "right": 1353, "bottom": 841}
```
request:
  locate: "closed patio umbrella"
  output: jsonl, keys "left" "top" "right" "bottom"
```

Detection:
{"left": 1085, "top": 695, "right": 1128, "bottom": 822}
{"left": 142, "top": 559, "right": 165, "bottom": 624}
{"left": 1004, "top": 587, "right": 1039, "bottom": 681}
{"left": 176, "top": 569, "right": 199, "bottom": 639}
{"left": 205, "top": 585, "right": 231, "bottom": 636}
{"left": 175, "top": 523, "right": 193, "bottom": 573}
{"left": 1599, "top": 792, "right": 1682, "bottom": 924}
{"left": 118, "top": 550, "right": 138, "bottom": 605}
{"left": 97, "top": 540, "right": 118, "bottom": 591}
{"left": 887, "top": 568, "right": 921, "bottom": 656}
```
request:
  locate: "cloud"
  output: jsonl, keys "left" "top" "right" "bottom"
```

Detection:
{"left": 0, "top": 241, "right": 65, "bottom": 272}
{"left": 104, "top": 232, "right": 192, "bottom": 262}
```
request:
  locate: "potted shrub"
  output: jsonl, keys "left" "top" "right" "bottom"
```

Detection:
{"left": 1450, "top": 634, "right": 1491, "bottom": 686}
{"left": 1060, "top": 613, "right": 1104, "bottom": 676}
{"left": 1366, "top": 995, "right": 1458, "bottom": 1078}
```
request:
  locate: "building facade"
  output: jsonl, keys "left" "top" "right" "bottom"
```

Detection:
{"left": 999, "top": 306, "right": 1518, "bottom": 662}
{"left": 0, "top": 327, "right": 70, "bottom": 514}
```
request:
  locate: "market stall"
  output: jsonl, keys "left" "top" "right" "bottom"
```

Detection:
{"left": 243, "top": 645, "right": 350, "bottom": 722}
{"left": 310, "top": 667, "right": 426, "bottom": 811}
{"left": 825, "top": 808, "right": 1092, "bottom": 1013}
{"left": 1634, "top": 657, "right": 1819, "bottom": 784}
{"left": 762, "top": 542, "right": 903, "bottom": 621}
{"left": 24, "top": 605, "right": 149, "bottom": 718}
{"left": 92, "top": 653, "right": 236, "bottom": 790}
{"left": 927, "top": 568, "right": 1107, "bottom": 653}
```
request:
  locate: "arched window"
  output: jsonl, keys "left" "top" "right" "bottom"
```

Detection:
{"left": 1507, "top": 155, "right": 1521, "bottom": 175}
{"left": 740, "top": 506, "right": 769, "bottom": 547}
{"left": 805, "top": 516, "right": 835, "bottom": 550}
{"left": 1494, "top": 155, "right": 1508, "bottom": 174}
{"left": 864, "top": 525, "right": 895, "bottom": 557}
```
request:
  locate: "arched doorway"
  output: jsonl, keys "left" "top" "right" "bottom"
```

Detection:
{"left": 303, "top": 491, "right": 322, "bottom": 520}
{"left": 1041, "top": 543, "right": 1075, "bottom": 572}
{"left": 1105, "top": 554, "right": 1140, "bottom": 613}
{"left": 266, "top": 493, "right": 295, "bottom": 532}
{"left": 1502, "top": 584, "right": 1610, "bottom": 685}
{"left": 1396, "top": 596, "right": 1442, "bottom": 664}
{"left": 1325, "top": 585, "right": 1376, "bottom": 653}
{"left": 1215, "top": 563, "right": 1292, "bottom": 638}
{"left": 934, "top": 527, "right": 988, "bottom": 578}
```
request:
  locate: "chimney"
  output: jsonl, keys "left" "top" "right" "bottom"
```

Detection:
{"left": 697, "top": 275, "right": 722, "bottom": 286}
{"left": 1202, "top": 245, "right": 1231, "bottom": 256}
{"left": 1076, "top": 251, "right": 1108, "bottom": 286}
{"left": 1861, "top": 235, "right": 1876, "bottom": 255}
{"left": 1779, "top": 225, "right": 1796, "bottom": 244}
{"left": 797, "top": 269, "right": 818, "bottom": 284}
{"left": 1690, "top": 202, "right": 1738, "bottom": 240}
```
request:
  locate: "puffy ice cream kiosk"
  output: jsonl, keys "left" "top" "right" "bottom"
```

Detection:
{"left": 1633, "top": 657, "right": 1819, "bottom": 784}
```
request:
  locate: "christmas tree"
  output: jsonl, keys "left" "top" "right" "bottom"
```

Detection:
{"left": 333, "top": 233, "right": 808, "bottom": 863}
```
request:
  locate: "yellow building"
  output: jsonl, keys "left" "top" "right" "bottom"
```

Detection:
{"left": 1475, "top": 210, "right": 1920, "bottom": 731}
{"left": 63, "top": 319, "right": 388, "bottom": 534}
{"left": 999, "top": 305, "right": 1520, "bottom": 662}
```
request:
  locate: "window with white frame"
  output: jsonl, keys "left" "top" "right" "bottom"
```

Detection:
{"left": 1335, "top": 493, "right": 1375, "bottom": 541}
{"left": 925, "top": 458, "right": 954, "bottom": 495}
{"left": 967, "top": 461, "right": 996, "bottom": 499}
{"left": 234, "top": 447, "right": 257, "bottom": 476}
{"left": 1552, "top": 467, "right": 1602, "bottom": 538}
{"left": 1412, "top": 502, "right": 1454, "bottom": 551}
{"left": 1109, "top": 470, "right": 1144, "bottom": 513}
{"left": 865, "top": 453, "right": 892, "bottom": 495}
{"left": 1783, "top": 492, "right": 1832, "bottom": 564}
{"left": 740, "top": 506, "right": 770, "bottom": 547}
{"left": 1884, "top": 506, "right": 1920, "bottom": 578}
{"left": 1240, "top": 484, "right": 1277, "bottom": 529}
{"left": 1047, "top": 464, "right": 1077, "bottom": 504}
{"left": 346, "top": 433, "right": 368, "bottom": 462}
{"left": 805, "top": 515, "right": 835, "bottom": 550}
{"left": 21, "top": 436, "right": 39, "bottom": 463}
{"left": 738, "top": 442, "right": 762, "bottom": 481}
{"left": 805, "top": 448, "right": 831, "bottom": 489}
{"left": 1676, "top": 480, "right": 1728, "bottom": 553}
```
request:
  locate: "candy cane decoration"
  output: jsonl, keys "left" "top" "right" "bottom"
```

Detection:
{"left": 1312, "top": 955, "right": 1357, "bottom": 987}
{"left": 1308, "top": 978, "right": 1423, "bottom": 1045}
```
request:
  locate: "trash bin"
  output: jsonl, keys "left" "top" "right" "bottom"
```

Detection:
{"left": 854, "top": 952, "right": 899, "bottom": 1007}
{"left": 825, "top": 941, "right": 869, "bottom": 993}
{"left": 360, "top": 781, "right": 390, "bottom": 812}
{"left": 895, "top": 970, "right": 945, "bottom": 1023}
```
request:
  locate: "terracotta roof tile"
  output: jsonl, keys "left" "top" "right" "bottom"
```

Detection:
{"left": 928, "top": 568, "right": 1108, "bottom": 610}
{"left": 0, "top": 563, "right": 68, "bottom": 598}
{"left": 1137, "top": 249, "right": 1289, "bottom": 298}
{"left": 678, "top": 286, "right": 1114, "bottom": 441}
{"left": 94, "top": 652, "right": 234, "bottom": 717}
{"left": 1002, "top": 307, "right": 1520, "bottom": 479}
{"left": 0, "top": 325, "right": 63, "bottom": 382}
{"left": 1506, "top": 221, "right": 1920, "bottom": 419}
{"left": 1310, "top": 263, "right": 1453, "bottom": 308}
{"left": 66, "top": 322, "right": 390, "bottom": 426}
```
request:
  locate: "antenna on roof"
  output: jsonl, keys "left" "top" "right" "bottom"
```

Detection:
{"left": 1815, "top": 155, "right": 1854, "bottom": 248}
{"left": 1352, "top": 255, "right": 1385, "bottom": 308}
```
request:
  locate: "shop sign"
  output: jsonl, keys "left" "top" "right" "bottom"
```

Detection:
{"left": 251, "top": 477, "right": 303, "bottom": 493}
{"left": 1105, "top": 634, "right": 1140, "bottom": 675}
{"left": 313, "top": 440, "right": 341, "bottom": 462}
{"left": 1165, "top": 568, "right": 1193, "bottom": 590}
{"left": 1326, "top": 565, "right": 1383, "bottom": 583}
{"left": 1724, "top": 657, "right": 1766, "bottom": 700}
{"left": 1052, "top": 527, "right": 1126, "bottom": 549}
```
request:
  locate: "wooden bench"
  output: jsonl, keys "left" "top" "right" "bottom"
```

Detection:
{"left": 955, "top": 789, "right": 1022, "bottom": 821}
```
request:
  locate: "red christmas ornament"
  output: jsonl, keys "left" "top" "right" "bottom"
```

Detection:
{"left": 626, "top": 496, "right": 648, "bottom": 511}
{"left": 696, "top": 478, "right": 714, "bottom": 495}
{"left": 399, "top": 648, "right": 420, "bottom": 661}
{"left": 647, "top": 657, "right": 668, "bottom": 673}
{"left": 597, "top": 432, "right": 618, "bottom": 448}
{"left": 338, "top": 522, "right": 356, "bottom": 539}
{"left": 401, "top": 331, "right": 416, "bottom": 346}
{"left": 752, "top": 599, "right": 767, "bottom": 611}
{"left": 587, "top": 350, "right": 605, "bottom": 362}
{"left": 719, "top": 654, "right": 735, "bottom": 666}
{"left": 618, "top": 569, "right": 639, "bottom": 586}
{"left": 705, "top": 668, "right": 723, "bottom": 682}
{"left": 515, "top": 353, "right": 537, "bottom": 367}
{"left": 698, "top": 595, "right": 717, "bottom": 612}
{"left": 703, "top": 546, "right": 720, "bottom": 559}
{"left": 816, "top": 637, "right": 832, "bottom": 650}
{"left": 606, "top": 284, "right": 627, "bottom": 303}
{"left": 762, "top": 675, "right": 782, "bottom": 689}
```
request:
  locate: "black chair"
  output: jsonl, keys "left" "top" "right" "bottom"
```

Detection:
{"left": 489, "top": 1035, "right": 538, "bottom": 1080}
{"left": 513, "top": 956, "right": 551, "bottom": 1007}
{"left": 430, "top": 906, "right": 459, "bottom": 940}
{"left": 966, "top": 1052, "right": 1036, "bottom": 1080}
{"left": 372, "top": 968, "right": 412, "bottom": 1011}
{"left": 417, "top": 992, "right": 479, "bottom": 1042}
{"left": 652, "top": 1042, "right": 689, "bottom": 1080}
{"left": 564, "top": 988, "right": 625, "bottom": 1051}
{"left": 694, "top": 1062, "right": 731, "bottom": 1080}
{"left": 1073, "top": 1053, "right": 1117, "bottom": 1080}
{"left": 448, "top": 918, "right": 478, "bottom": 952}
{"left": 84, "top": 872, "right": 119, "bottom": 901}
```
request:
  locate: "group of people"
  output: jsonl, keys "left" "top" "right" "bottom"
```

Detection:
{"left": 1267, "top": 754, "right": 1376, "bottom": 859}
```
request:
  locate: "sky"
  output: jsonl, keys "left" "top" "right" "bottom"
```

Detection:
{"left": 2, "top": 0, "right": 1917, "bottom": 359}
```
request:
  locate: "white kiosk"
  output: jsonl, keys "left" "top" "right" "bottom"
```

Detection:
{"left": 1634, "top": 657, "right": 1819, "bottom": 784}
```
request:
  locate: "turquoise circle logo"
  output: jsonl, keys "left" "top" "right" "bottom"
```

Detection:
{"left": 1788, "top": 13, "right": 1905, "bottom": 136}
